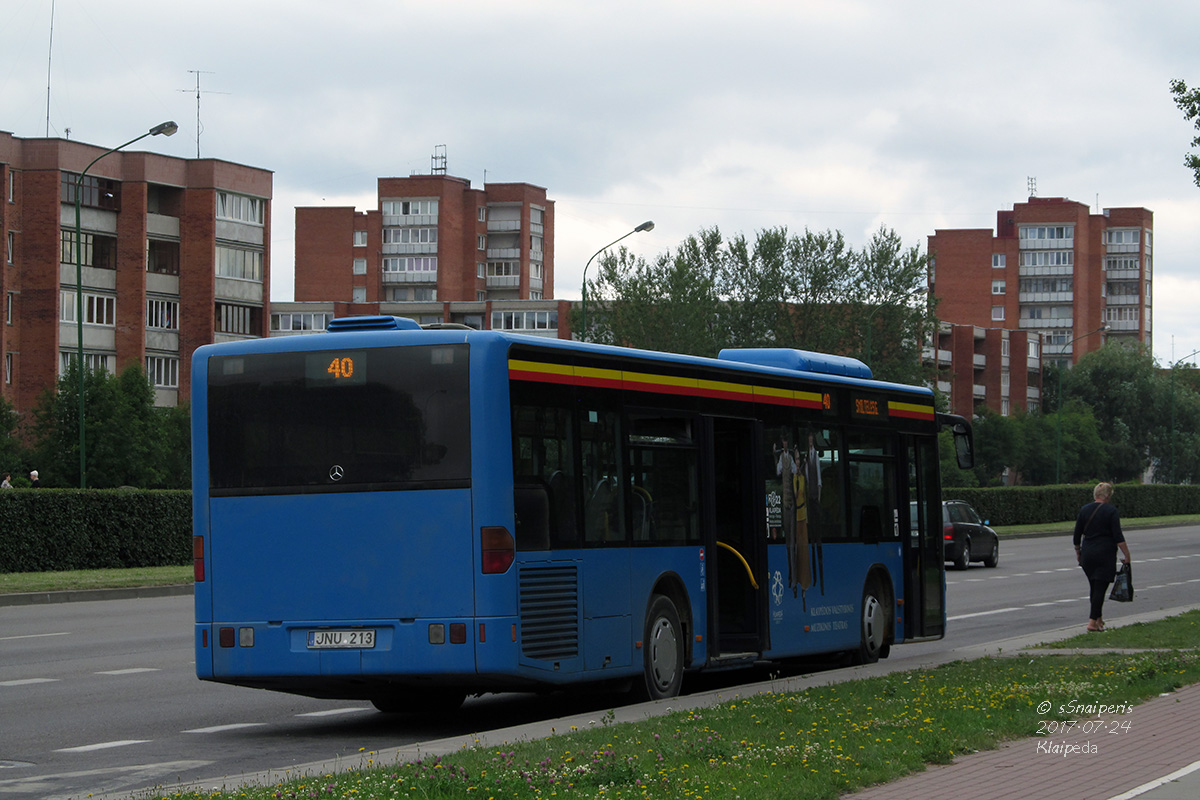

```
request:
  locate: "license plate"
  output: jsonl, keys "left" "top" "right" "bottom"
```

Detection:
{"left": 307, "top": 629, "right": 376, "bottom": 649}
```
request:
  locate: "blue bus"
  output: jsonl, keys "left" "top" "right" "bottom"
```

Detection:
{"left": 193, "top": 316, "right": 971, "bottom": 711}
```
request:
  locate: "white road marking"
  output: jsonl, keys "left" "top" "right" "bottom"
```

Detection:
{"left": 95, "top": 668, "right": 161, "bottom": 675}
{"left": 947, "top": 607, "right": 1023, "bottom": 621}
{"left": 56, "top": 740, "right": 149, "bottom": 753}
{"left": 1107, "top": 758, "right": 1200, "bottom": 800}
{"left": 0, "top": 678, "right": 59, "bottom": 687}
{"left": 296, "top": 707, "right": 372, "bottom": 718}
{"left": 0, "top": 631, "right": 70, "bottom": 641}
{"left": 182, "top": 723, "right": 268, "bottom": 734}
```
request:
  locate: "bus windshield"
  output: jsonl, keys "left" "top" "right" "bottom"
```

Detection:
{"left": 207, "top": 343, "right": 470, "bottom": 494}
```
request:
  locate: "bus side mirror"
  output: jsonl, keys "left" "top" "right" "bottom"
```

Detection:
{"left": 938, "top": 413, "right": 975, "bottom": 470}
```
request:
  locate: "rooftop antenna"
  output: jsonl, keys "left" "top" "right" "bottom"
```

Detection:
{"left": 431, "top": 144, "right": 447, "bottom": 175}
{"left": 179, "top": 70, "right": 229, "bottom": 158}
{"left": 1027, "top": 176, "right": 1037, "bottom": 198}
{"left": 45, "top": 0, "right": 56, "bottom": 136}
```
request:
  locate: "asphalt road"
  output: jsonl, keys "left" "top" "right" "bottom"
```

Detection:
{"left": 2, "top": 526, "right": 1197, "bottom": 800}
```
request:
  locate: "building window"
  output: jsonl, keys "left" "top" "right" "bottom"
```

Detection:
{"left": 477, "top": 262, "right": 486, "bottom": 279}
{"left": 478, "top": 235, "right": 487, "bottom": 250}
{"left": 145, "top": 355, "right": 180, "bottom": 388}
{"left": 1028, "top": 341, "right": 1040, "bottom": 358}
{"left": 1019, "top": 251, "right": 1074, "bottom": 268}
{"left": 215, "top": 246, "right": 264, "bottom": 281}
{"left": 353, "top": 258, "right": 367, "bottom": 275}
{"left": 1105, "top": 229, "right": 1140, "bottom": 245}
{"left": 991, "top": 306, "right": 1005, "bottom": 321}
{"left": 385, "top": 287, "right": 438, "bottom": 302}
{"left": 61, "top": 230, "right": 117, "bottom": 270}
{"left": 147, "top": 239, "right": 180, "bottom": 274}
{"left": 5, "top": 292, "right": 12, "bottom": 325}
{"left": 353, "top": 230, "right": 368, "bottom": 247}
{"left": 4, "top": 353, "right": 10, "bottom": 385}
{"left": 382, "top": 199, "right": 438, "bottom": 216}
{"left": 487, "top": 261, "right": 520, "bottom": 277}
{"left": 6, "top": 171, "right": 13, "bottom": 203}
{"left": 477, "top": 291, "right": 486, "bottom": 301}
{"left": 215, "top": 303, "right": 261, "bottom": 335}
{"left": 60, "top": 291, "right": 116, "bottom": 325}
{"left": 531, "top": 207, "right": 544, "bottom": 225}
{"left": 5, "top": 231, "right": 12, "bottom": 264}
{"left": 1019, "top": 225, "right": 1074, "bottom": 242}
{"left": 61, "top": 172, "right": 119, "bottom": 211}
{"left": 530, "top": 290, "right": 543, "bottom": 300}
{"left": 1019, "top": 277, "right": 1073, "bottom": 293}
{"left": 491, "top": 310, "right": 558, "bottom": 331}
{"left": 991, "top": 280, "right": 1006, "bottom": 295}
{"left": 382, "top": 256, "right": 437, "bottom": 274}
{"left": 60, "top": 350, "right": 115, "bottom": 375}
{"left": 1001, "top": 339, "right": 1010, "bottom": 356}
{"left": 382, "top": 227, "right": 437, "bottom": 244}
{"left": 271, "top": 312, "right": 331, "bottom": 332}
{"left": 352, "top": 287, "right": 367, "bottom": 303}
{"left": 216, "top": 192, "right": 264, "bottom": 225}
{"left": 477, "top": 207, "right": 486, "bottom": 223}
{"left": 1103, "top": 307, "right": 1140, "bottom": 322}
{"left": 146, "top": 298, "right": 179, "bottom": 330}
{"left": 992, "top": 254, "right": 1005, "bottom": 268}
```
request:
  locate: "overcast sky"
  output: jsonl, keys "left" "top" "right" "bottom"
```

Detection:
{"left": 4, "top": 0, "right": 1200, "bottom": 364}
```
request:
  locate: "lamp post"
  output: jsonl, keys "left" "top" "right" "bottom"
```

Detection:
{"left": 579, "top": 220, "right": 654, "bottom": 342}
{"left": 1054, "top": 323, "right": 1107, "bottom": 483}
{"left": 1168, "top": 348, "right": 1200, "bottom": 484}
{"left": 74, "top": 120, "right": 178, "bottom": 488}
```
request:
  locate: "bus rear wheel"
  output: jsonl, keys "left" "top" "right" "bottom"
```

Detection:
{"left": 371, "top": 688, "right": 466, "bottom": 714}
{"left": 640, "top": 595, "right": 684, "bottom": 700}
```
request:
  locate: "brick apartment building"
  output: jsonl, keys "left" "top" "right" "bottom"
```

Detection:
{"left": 928, "top": 196, "right": 1152, "bottom": 417}
{"left": 0, "top": 130, "right": 272, "bottom": 414}
{"left": 294, "top": 174, "right": 554, "bottom": 308}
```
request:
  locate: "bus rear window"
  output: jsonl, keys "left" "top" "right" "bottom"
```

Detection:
{"left": 207, "top": 344, "right": 470, "bottom": 494}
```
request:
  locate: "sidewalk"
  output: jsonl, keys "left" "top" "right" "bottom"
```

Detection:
{"left": 844, "top": 679, "right": 1200, "bottom": 800}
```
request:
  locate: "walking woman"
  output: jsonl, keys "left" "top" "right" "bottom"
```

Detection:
{"left": 1073, "top": 482, "right": 1131, "bottom": 632}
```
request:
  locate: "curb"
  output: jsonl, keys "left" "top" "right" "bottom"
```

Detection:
{"left": 0, "top": 583, "right": 193, "bottom": 607}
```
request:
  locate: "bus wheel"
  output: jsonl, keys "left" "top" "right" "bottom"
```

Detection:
{"left": 640, "top": 595, "right": 684, "bottom": 700}
{"left": 371, "top": 688, "right": 466, "bottom": 714}
{"left": 852, "top": 581, "right": 889, "bottom": 665}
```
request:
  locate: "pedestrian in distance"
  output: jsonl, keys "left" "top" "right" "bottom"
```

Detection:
{"left": 0, "top": 473, "right": 11, "bottom": 488}
{"left": 1073, "top": 481, "right": 1131, "bottom": 632}
{"left": 29, "top": 469, "right": 39, "bottom": 488}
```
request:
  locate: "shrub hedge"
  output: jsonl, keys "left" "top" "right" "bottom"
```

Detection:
{"left": 941, "top": 483, "right": 1200, "bottom": 527}
{"left": 0, "top": 490, "right": 190, "bottom": 573}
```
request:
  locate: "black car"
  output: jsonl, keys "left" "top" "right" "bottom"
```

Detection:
{"left": 939, "top": 500, "right": 999, "bottom": 570}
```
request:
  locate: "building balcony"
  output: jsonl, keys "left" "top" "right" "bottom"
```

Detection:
{"left": 973, "top": 353, "right": 986, "bottom": 368}
{"left": 382, "top": 213, "right": 438, "bottom": 227}
{"left": 1106, "top": 243, "right": 1139, "bottom": 255}
{"left": 937, "top": 380, "right": 952, "bottom": 394}
{"left": 382, "top": 242, "right": 438, "bottom": 255}
{"left": 1018, "top": 292, "right": 1073, "bottom": 303}
{"left": 487, "top": 219, "right": 522, "bottom": 232}
{"left": 530, "top": 248, "right": 543, "bottom": 263}
{"left": 487, "top": 247, "right": 521, "bottom": 259}
{"left": 1106, "top": 268, "right": 1141, "bottom": 280}
{"left": 1027, "top": 386, "right": 1041, "bottom": 402}
{"left": 487, "top": 274, "right": 520, "bottom": 288}
{"left": 1105, "top": 318, "right": 1140, "bottom": 331}
{"left": 1106, "top": 295, "right": 1140, "bottom": 305}
{"left": 382, "top": 270, "right": 438, "bottom": 284}
{"left": 1019, "top": 318, "right": 1072, "bottom": 328}
{"left": 973, "top": 384, "right": 986, "bottom": 399}
{"left": 530, "top": 222, "right": 544, "bottom": 236}
{"left": 530, "top": 276, "right": 543, "bottom": 292}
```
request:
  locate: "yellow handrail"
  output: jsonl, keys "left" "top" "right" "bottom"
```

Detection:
{"left": 714, "top": 541, "right": 759, "bottom": 589}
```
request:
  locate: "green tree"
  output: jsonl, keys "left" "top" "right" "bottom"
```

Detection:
{"left": 30, "top": 362, "right": 190, "bottom": 488}
{"left": 584, "top": 225, "right": 936, "bottom": 385}
{"left": 0, "top": 394, "right": 28, "bottom": 481}
{"left": 1170, "top": 78, "right": 1200, "bottom": 187}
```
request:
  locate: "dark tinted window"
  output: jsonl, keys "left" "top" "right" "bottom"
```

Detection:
{"left": 208, "top": 344, "right": 470, "bottom": 494}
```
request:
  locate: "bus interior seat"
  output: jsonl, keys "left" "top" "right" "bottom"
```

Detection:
{"left": 513, "top": 483, "right": 550, "bottom": 550}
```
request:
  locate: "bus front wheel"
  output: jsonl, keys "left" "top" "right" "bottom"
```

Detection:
{"left": 852, "top": 580, "right": 890, "bottom": 665}
{"left": 640, "top": 595, "right": 684, "bottom": 700}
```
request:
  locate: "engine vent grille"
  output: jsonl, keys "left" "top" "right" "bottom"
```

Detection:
{"left": 519, "top": 566, "right": 579, "bottom": 660}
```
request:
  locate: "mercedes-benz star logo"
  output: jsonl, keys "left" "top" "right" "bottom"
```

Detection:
{"left": 329, "top": 465, "right": 345, "bottom": 482}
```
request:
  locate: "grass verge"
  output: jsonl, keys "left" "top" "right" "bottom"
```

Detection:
{"left": 0, "top": 565, "right": 192, "bottom": 595}
{"left": 142, "top": 613, "right": 1200, "bottom": 800}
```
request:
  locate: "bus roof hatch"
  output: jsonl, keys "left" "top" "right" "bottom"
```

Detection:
{"left": 717, "top": 348, "right": 873, "bottom": 379}
{"left": 327, "top": 315, "right": 423, "bottom": 333}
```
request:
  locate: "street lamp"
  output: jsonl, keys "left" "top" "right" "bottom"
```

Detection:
{"left": 579, "top": 220, "right": 654, "bottom": 342}
{"left": 1054, "top": 323, "right": 1107, "bottom": 483}
{"left": 1168, "top": 348, "right": 1200, "bottom": 484}
{"left": 74, "top": 120, "right": 178, "bottom": 488}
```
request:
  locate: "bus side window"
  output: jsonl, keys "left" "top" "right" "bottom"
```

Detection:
{"left": 511, "top": 400, "right": 577, "bottom": 550}
{"left": 581, "top": 409, "right": 623, "bottom": 545}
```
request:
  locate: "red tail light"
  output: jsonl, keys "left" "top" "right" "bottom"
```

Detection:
{"left": 481, "top": 526, "right": 515, "bottom": 574}
{"left": 193, "top": 536, "right": 206, "bottom": 582}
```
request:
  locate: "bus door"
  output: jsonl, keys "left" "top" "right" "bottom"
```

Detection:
{"left": 702, "top": 416, "right": 769, "bottom": 658}
{"left": 902, "top": 435, "right": 945, "bottom": 639}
